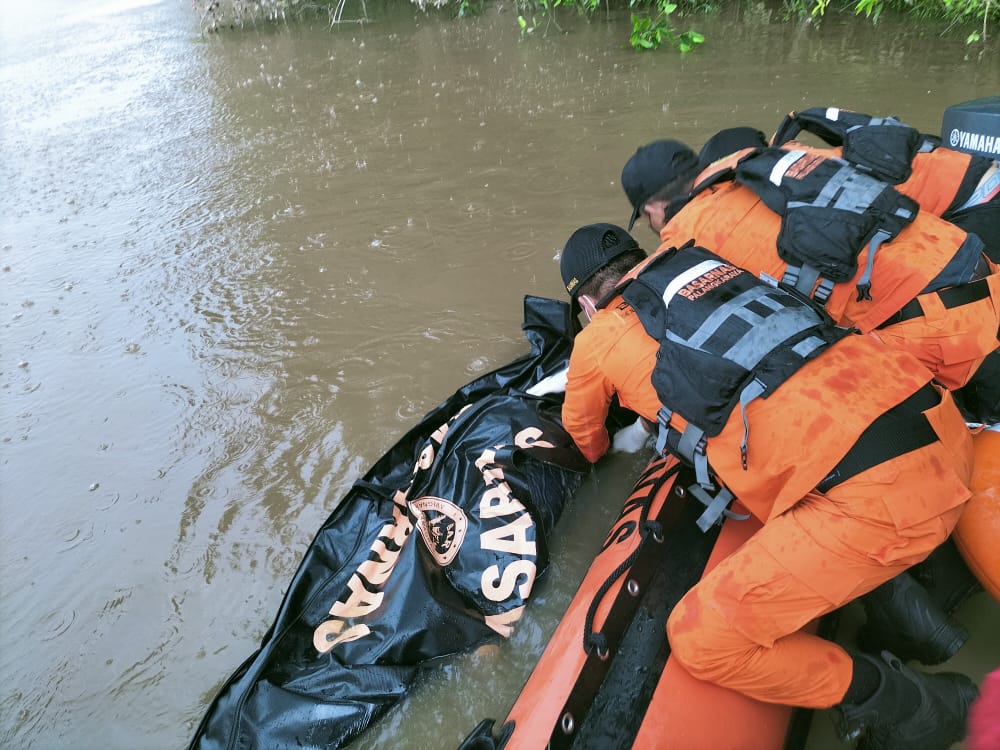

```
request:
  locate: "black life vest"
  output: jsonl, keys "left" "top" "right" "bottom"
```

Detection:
{"left": 695, "top": 147, "right": 921, "bottom": 304}
{"left": 771, "top": 106, "right": 938, "bottom": 184}
{"left": 615, "top": 245, "right": 851, "bottom": 530}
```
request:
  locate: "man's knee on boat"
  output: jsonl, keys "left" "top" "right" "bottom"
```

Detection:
{"left": 666, "top": 587, "right": 758, "bottom": 681}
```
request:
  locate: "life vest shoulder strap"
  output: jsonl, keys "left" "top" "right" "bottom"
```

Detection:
{"left": 817, "top": 384, "right": 940, "bottom": 492}
{"left": 689, "top": 147, "right": 762, "bottom": 196}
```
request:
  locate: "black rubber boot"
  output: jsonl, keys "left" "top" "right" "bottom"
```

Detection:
{"left": 856, "top": 571, "right": 969, "bottom": 665}
{"left": 908, "top": 537, "right": 984, "bottom": 616}
{"left": 832, "top": 651, "right": 978, "bottom": 750}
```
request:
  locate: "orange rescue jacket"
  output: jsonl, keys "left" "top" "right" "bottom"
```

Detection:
{"left": 769, "top": 106, "right": 995, "bottom": 219}
{"left": 780, "top": 139, "right": 983, "bottom": 219}
{"left": 561, "top": 282, "right": 932, "bottom": 523}
{"left": 663, "top": 151, "right": 982, "bottom": 335}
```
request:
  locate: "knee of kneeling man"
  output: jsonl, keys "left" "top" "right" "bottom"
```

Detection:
{"left": 667, "top": 597, "right": 742, "bottom": 682}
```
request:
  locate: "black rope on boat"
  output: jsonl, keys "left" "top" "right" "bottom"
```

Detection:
{"left": 581, "top": 467, "right": 676, "bottom": 657}
{"left": 548, "top": 460, "right": 690, "bottom": 750}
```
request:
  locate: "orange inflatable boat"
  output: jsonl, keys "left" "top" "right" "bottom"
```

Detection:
{"left": 460, "top": 425, "right": 999, "bottom": 750}
{"left": 954, "top": 429, "right": 1000, "bottom": 602}
{"left": 461, "top": 455, "right": 827, "bottom": 750}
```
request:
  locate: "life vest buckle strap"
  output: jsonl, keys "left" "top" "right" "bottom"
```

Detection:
{"left": 654, "top": 407, "right": 673, "bottom": 456}
{"left": 791, "top": 263, "right": 823, "bottom": 298}
{"left": 738, "top": 378, "right": 767, "bottom": 471}
{"left": 857, "top": 228, "right": 892, "bottom": 302}
{"left": 814, "top": 278, "right": 835, "bottom": 305}
{"left": 677, "top": 425, "right": 711, "bottom": 487}
{"left": 687, "top": 484, "right": 748, "bottom": 532}
{"left": 694, "top": 451, "right": 711, "bottom": 489}
{"left": 781, "top": 266, "right": 800, "bottom": 289}
{"left": 782, "top": 265, "right": 833, "bottom": 306}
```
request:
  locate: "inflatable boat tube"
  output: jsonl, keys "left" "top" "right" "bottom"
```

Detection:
{"left": 462, "top": 455, "right": 826, "bottom": 750}
{"left": 954, "top": 429, "right": 1000, "bottom": 602}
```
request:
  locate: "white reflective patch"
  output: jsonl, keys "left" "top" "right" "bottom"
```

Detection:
{"left": 826, "top": 107, "right": 840, "bottom": 121}
{"left": 769, "top": 150, "right": 805, "bottom": 186}
{"left": 661, "top": 259, "right": 726, "bottom": 313}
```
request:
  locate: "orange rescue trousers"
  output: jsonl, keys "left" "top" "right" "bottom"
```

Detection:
{"left": 666, "top": 389, "right": 974, "bottom": 709}
{"left": 870, "top": 266, "right": 1000, "bottom": 391}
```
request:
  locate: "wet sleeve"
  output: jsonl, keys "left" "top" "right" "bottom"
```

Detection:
{"left": 561, "top": 333, "right": 615, "bottom": 463}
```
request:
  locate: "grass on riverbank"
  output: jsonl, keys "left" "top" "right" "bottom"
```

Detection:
{"left": 194, "top": 0, "right": 997, "bottom": 51}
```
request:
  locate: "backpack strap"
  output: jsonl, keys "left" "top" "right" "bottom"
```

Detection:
{"left": 654, "top": 407, "right": 752, "bottom": 533}
{"left": 817, "top": 384, "right": 939, "bottom": 492}
{"left": 686, "top": 484, "right": 750, "bottom": 532}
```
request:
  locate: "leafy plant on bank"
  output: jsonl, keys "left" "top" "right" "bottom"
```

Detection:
{"left": 511, "top": 0, "right": 706, "bottom": 50}
{"left": 627, "top": 0, "right": 706, "bottom": 50}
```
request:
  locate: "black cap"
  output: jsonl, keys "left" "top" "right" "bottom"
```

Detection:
{"left": 697, "top": 127, "right": 768, "bottom": 171}
{"left": 560, "top": 223, "right": 641, "bottom": 299}
{"left": 621, "top": 140, "right": 698, "bottom": 230}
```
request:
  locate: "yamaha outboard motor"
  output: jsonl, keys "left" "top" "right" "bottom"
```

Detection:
{"left": 942, "top": 97, "right": 1000, "bottom": 159}
{"left": 940, "top": 96, "right": 999, "bottom": 261}
{"left": 943, "top": 97, "right": 1000, "bottom": 426}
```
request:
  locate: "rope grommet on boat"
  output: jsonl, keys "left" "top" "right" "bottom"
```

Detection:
{"left": 560, "top": 712, "right": 575, "bottom": 735}
{"left": 626, "top": 579, "right": 640, "bottom": 597}
{"left": 640, "top": 519, "right": 664, "bottom": 544}
{"left": 585, "top": 632, "right": 610, "bottom": 661}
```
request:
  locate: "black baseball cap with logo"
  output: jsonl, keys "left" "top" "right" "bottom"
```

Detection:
{"left": 621, "top": 140, "right": 699, "bottom": 230}
{"left": 560, "top": 223, "right": 642, "bottom": 301}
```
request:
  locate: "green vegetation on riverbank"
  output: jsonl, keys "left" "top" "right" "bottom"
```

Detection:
{"left": 196, "top": 0, "right": 997, "bottom": 51}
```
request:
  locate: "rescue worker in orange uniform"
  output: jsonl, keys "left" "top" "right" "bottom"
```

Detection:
{"left": 691, "top": 110, "right": 999, "bottom": 259}
{"left": 769, "top": 107, "right": 999, "bottom": 258}
{"left": 620, "top": 138, "right": 1000, "bottom": 427}
{"left": 771, "top": 107, "right": 999, "bottom": 426}
{"left": 625, "top": 134, "right": 998, "bottom": 654}
{"left": 558, "top": 222, "right": 977, "bottom": 750}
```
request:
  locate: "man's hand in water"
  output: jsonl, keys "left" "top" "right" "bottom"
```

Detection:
{"left": 612, "top": 418, "right": 651, "bottom": 453}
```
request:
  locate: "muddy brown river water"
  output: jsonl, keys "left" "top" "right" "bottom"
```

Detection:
{"left": 1, "top": 0, "right": 997, "bottom": 747}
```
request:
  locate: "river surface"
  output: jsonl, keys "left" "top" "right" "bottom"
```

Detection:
{"left": 1, "top": 1, "right": 998, "bottom": 748}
